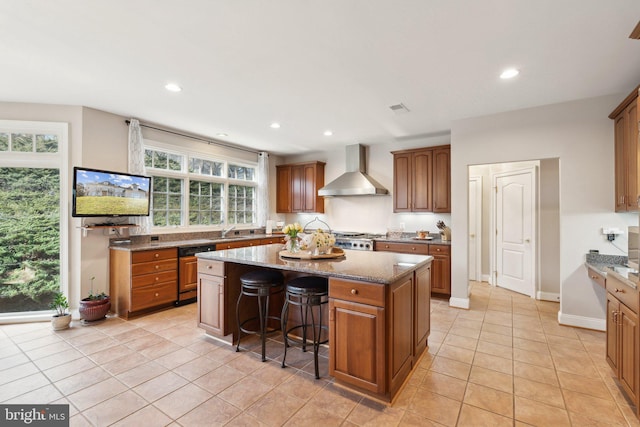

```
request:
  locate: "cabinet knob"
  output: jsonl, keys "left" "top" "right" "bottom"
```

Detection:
{"left": 207, "top": 265, "right": 212, "bottom": 269}
{"left": 155, "top": 277, "right": 159, "bottom": 281}
{"left": 351, "top": 289, "right": 358, "bottom": 295}
{"left": 154, "top": 253, "right": 159, "bottom": 258}
{"left": 590, "top": 275, "right": 598, "bottom": 280}
{"left": 436, "top": 248, "right": 441, "bottom": 252}
{"left": 385, "top": 245, "right": 389, "bottom": 249}
{"left": 412, "top": 247, "right": 416, "bottom": 250}
{"left": 155, "top": 292, "right": 159, "bottom": 297}
{"left": 155, "top": 265, "right": 159, "bottom": 270}
{"left": 614, "top": 288, "right": 625, "bottom": 293}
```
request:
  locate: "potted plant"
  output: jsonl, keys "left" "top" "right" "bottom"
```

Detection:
{"left": 79, "top": 276, "right": 111, "bottom": 322}
{"left": 50, "top": 292, "right": 72, "bottom": 330}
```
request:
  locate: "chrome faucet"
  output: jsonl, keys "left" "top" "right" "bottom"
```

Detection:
{"left": 221, "top": 225, "right": 235, "bottom": 238}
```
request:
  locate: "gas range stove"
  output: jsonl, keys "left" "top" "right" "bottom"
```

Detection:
{"left": 333, "top": 231, "right": 385, "bottom": 251}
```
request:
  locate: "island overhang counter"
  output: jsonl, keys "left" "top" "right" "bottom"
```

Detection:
{"left": 196, "top": 244, "right": 433, "bottom": 402}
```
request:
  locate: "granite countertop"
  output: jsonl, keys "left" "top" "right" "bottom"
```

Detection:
{"left": 196, "top": 244, "right": 433, "bottom": 284}
{"left": 585, "top": 252, "right": 639, "bottom": 289}
{"left": 374, "top": 236, "right": 451, "bottom": 246}
{"left": 109, "top": 235, "right": 276, "bottom": 252}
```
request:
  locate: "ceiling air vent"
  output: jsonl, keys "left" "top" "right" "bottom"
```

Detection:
{"left": 389, "top": 103, "right": 410, "bottom": 114}
{"left": 630, "top": 20, "right": 640, "bottom": 39}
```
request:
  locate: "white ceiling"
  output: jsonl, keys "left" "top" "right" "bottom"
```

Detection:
{"left": 1, "top": 1, "right": 639, "bottom": 155}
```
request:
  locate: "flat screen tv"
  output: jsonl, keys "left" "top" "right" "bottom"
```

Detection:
{"left": 72, "top": 166, "right": 151, "bottom": 217}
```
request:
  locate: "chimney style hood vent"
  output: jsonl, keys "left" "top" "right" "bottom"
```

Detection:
{"left": 318, "top": 144, "right": 389, "bottom": 197}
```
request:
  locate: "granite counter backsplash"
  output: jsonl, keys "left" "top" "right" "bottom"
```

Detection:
{"left": 585, "top": 253, "right": 628, "bottom": 267}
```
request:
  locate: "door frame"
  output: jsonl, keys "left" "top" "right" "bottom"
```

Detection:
{"left": 468, "top": 175, "right": 482, "bottom": 283}
{"left": 490, "top": 166, "right": 538, "bottom": 297}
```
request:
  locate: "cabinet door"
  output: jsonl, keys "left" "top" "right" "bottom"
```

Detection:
{"left": 619, "top": 304, "right": 638, "bottom": 402}
{"left": 614, "top": 113, "right": 627, "bottom": 211}
{"left": 625, "top": 101, "right": 639, "bottom": 211}
{"left": 198, "top": 273, "right": 224, "bottom": 335}
{"left": 302, "top": 163, "right": 324, "bottom": 213}
{"left": 606, "top": 293, "right": 620, "bottom": 373}
{"left": 179, "top": 256, "right": 198, "bottom": 293}
{"left": 276, "top": 166, "right": 292, "bottom": 213}
{"left": 393, "top": 153, "right": 412, "bottom": 212}
{"left": 389, "top": 277, "right": 414, "bottom": 396}
{"left": 412, "top": 150, "right": 433, "bottom": 212}
{"left": 429, "top": 245, "right": 451, "bottom": 295}
{"left": 329, "top": 299, "right": 385, "bottom": 394}
{"left": 414, "top": 264, "right": 431, "bottom": 358}
{"left": 432, "top": 147, "right": 451, "bottom": 213}
{"left": 291, "top": 165, "right": 305, "bottom": 212}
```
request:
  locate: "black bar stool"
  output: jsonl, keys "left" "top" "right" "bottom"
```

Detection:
{"left": 281, "top": 276, "right": 329, "bottom": 379}
{"left": 236, "top": 269, "right": 285, "bottom": 362}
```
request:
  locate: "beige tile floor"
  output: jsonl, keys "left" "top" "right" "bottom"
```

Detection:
{"left": 1, "top": 281, "right": 639, "bottom": 426}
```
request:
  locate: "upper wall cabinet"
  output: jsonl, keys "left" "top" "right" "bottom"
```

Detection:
{"left": 610, "top": 85, "right": 640, "bottom": 212}
{"left": 391, "top": 145, "right": 450, "bottom": 213}
{"left": 276, "top": 161, "right": 325, "bottom": 213}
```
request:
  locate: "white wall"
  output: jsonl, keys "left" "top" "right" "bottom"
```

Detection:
{"left": 451, "top": 94, "right": 637, "bottom": 329}
{"left": 79, "top": 107, "right": 130, "bottom": 301}
{"left": 281, "top": 134, "right": 452, "bottom": 234}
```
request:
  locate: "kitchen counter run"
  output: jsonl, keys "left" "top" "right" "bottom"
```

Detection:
{"left": 196, "top": 244, "right": 432, "bottom": 284}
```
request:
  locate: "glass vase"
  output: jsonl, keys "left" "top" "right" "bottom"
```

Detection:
{"left": 287, "top": 236, "right": 300, "bottom": 253}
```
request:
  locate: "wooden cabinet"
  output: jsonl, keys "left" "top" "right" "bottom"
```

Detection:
{"left": 178, "top": 256, "right": 198, "bottom": 302}
{"left": 429, "top": 244, "right": 451, "bottom": 295}
{"left": 330, "top": 295, "right": 386, "bottom": 394}
{"left": 276, "top": 161, "right": 325, "bottom": 213}
{"left": 391, "top": 145, "right": 450, "bottom": 213}
{"left": 110, "top": 247, "right": 178, "bottom": 318}
{"left": 329, "top": 266, "right": 430, "bottom": 401}
{"left": 586, "top": 265, "right": 606, "bottom": 289}
{"left": 605, "top": 274, "right": 639, "bottom": 415}
{"left": 413, "top": 264, "right": 431, "bottom": 360}
{"left": 373, "top": 241, "right": 429, "bottom": 255}
{"left": 610, "top": 86, "right": 640, "bottom": 211}
{"left": 374, "top": 241, "right": 451, "bottom": 296}
{"left": 197, "top": 259, "right": 226, "bottom": 336}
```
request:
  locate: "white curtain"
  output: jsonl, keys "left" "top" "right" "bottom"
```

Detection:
{"left": 257, "top": 152, "right": 269, "bottom": 227}
{"left": 128, "top": 119, "right": 151, "bottom": 235}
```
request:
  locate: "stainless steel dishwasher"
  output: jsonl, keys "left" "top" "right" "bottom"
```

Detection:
{"left": 177, "top": 244, "right": 216, "bottom": 305}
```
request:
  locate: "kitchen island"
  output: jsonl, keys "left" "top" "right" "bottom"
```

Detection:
{"left": 196, "top": 244, "right": 433, "bottom": 402}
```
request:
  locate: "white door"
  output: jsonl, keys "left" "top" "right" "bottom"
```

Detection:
{"left": 468, "top": 176, "right": 482, "bottom": 281}
{"left": 494, "top": 168, "right": 536, "bottom": 297}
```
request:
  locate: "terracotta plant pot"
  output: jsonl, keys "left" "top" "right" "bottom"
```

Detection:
{"left": 79, "top": 296, "right": 111, "bottom": 322}
{"left": 51, "top": 313, "right": 71, "bottom": 330}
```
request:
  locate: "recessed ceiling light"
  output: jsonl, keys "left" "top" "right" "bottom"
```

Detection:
{"left": 270, "top": 122, "right": 281, "bottom": 129}
{"left": 500, "top": 68, "right": 519, "bottom": 79}
{"left": 164, "top": 83, "right": 182, "bottom": 92}
{"left": 324, "top": 130, "right": 333, "bottom": 136}
{"left": 217, "top": 133, "right": 228, "bottom": 138}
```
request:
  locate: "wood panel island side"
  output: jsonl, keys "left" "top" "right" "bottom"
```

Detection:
{"left": 196, "top": 244, "right": 433, "bottom": 402}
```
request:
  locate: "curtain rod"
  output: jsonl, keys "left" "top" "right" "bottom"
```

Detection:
{"left": 125, "top": 120, "right": 260, "bottom": 155}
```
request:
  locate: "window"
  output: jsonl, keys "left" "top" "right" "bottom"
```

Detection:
{"left": 0, "top": 121, "right": 68, "bottom": 317}
{"left": 144, "top": 145, "right": 257, "bottom": 228}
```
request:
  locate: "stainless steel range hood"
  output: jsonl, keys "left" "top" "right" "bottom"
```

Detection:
{"left": 318, "top": 144, "right": 389, "bottom": 197}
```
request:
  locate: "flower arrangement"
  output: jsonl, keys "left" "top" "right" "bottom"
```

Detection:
{"left": 283, "top": 222, "right": 303, "bottom": 252}
{"left": 310, "top": 229, "right": 336, "bottom": 254}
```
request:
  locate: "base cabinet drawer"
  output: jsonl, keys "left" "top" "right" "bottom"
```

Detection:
{"left": 131, "top": 282, "right": 177, "bottom": 311}
{"left": 110, "top": 248, "right": 178, "bottom": 318}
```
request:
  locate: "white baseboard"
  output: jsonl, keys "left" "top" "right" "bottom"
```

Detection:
{"left": 449, "top": 297, "right": 470, "bottom": 309}
{"left": 482, "top": 274, "right": 491, "bottom": 283}
{"left": 536, "top": 291, "right": 560, "bottom": 302}
{"left": 558, "top": 311, "right": 605, "bottom": 331}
